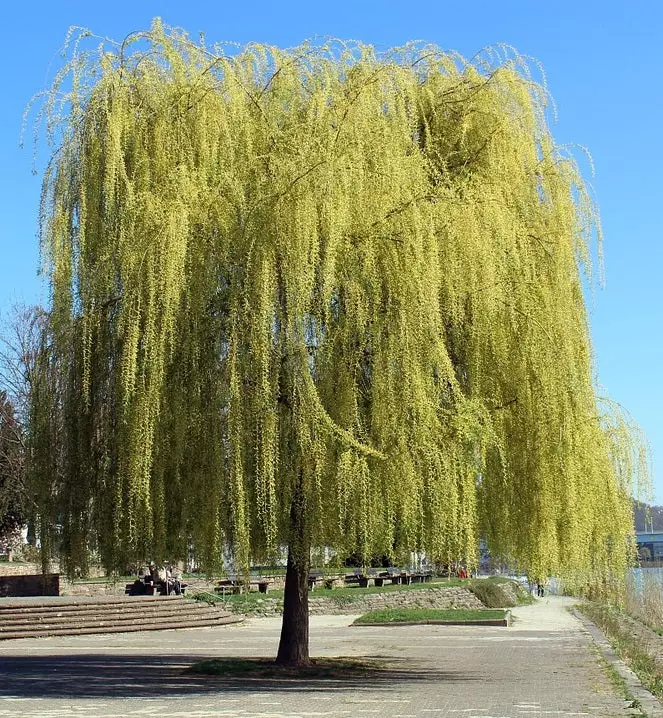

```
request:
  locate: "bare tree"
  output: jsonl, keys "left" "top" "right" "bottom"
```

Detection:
{"left": 0, "top": 304, "right": 48, "bottom": 557}
{"left": 0, "top": 391, "right": 25, "bottom": 558}
{"left": 0, "top": 304, "right": 48, "bottom": 422}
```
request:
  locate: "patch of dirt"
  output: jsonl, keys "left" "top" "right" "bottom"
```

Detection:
{"left": 609, "top": 610, "right": 663, "bottom": 663}
{"left": 186, "top": 656, "right": 384, "bottom": 678}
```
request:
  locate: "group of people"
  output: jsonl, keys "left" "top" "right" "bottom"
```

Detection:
{"left": 144, "top": 563, "right": 184, "bottom": 595}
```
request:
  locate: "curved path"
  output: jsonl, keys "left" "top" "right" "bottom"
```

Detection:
{"left": 0, "top": 595, "right": 646, "bottom": 717}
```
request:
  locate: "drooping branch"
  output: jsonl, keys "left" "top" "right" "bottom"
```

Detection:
{"left": 28, "top": 21, "right": 641, "bottom": 605}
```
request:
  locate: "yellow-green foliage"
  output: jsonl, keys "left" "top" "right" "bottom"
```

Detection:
{"left": 30, "top": 21, "right": 642, "bottom": 583}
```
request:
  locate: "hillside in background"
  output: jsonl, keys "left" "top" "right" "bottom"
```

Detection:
{"left": 634, "top": 501, "right": 663, "bottom": 532}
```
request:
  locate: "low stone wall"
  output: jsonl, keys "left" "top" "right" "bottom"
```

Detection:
{"left": 227, "top": 586, "right": 485, "bottom": 617}
{"left": 0, "top": 562, "right": 110, "bottom": 579}
{"left": 0, "top": 573, "right": 59, "bottom": 597}
{"left": 308, "top": 587, "right": 485, "bottom": 615}
{"left": 62, "top": 573, "right": 289, "bottom": 597}
{"left": 62, "top": 576, "right": 222, "bottom": 597}
{"left": 61, "top": 580, "right": 128, "bottom": 597}
{"left": 0, "top": 562, "right": 42, "bottom": 577}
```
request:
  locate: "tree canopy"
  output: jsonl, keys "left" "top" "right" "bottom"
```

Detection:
{"left": 30, "top": 21, "right": 642, "bottom": 598}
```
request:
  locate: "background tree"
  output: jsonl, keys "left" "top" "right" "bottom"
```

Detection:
{"left": 0, "top": 304, "right": 48, "bottom": 559}
{"left": 0, "top": 391, "right": 25, "bottom": 558}
{"left": 28, "top": 22, "right": 643, "bottom": 665}
{"left": 0, "top": 305, "right": 46, "bottom": 420}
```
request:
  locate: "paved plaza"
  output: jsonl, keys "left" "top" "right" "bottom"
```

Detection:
{"left": 0, "top": 596, "right": 650, "bottom": 717}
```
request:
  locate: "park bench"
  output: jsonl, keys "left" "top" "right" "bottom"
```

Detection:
{"left": 307, "top": 571, "right": 344, "bottom": 590}
{"left": 346, "top": 567, "right": 420, "bottom": 588}
{"left": 374, "top": 567, "right": 408, "bottom": 586}
{"left": 409, "top": 570, "right": 434, "bottom": 584}
{"left": 125, "top": 576, "right": 187, "bottom": 596}
{"left": 308, "top": 570, "right": 323, "bottom": 590}
{"left": 322, "top": 575, "right": 344, "bottom": 589}
{"left": 126, "top": 577, "right": 157, "bottom": 596}
{"left": 214, "top": 579, "right": 243, "bottom": 596}
{"left": 214, "top": 577, "right": 271, "bottom": 595}
{"left": 344, "top": 570, "right": 374, "bottom": 588}
{"left": 252, "top": 579, "right": 271, "bottom": 593}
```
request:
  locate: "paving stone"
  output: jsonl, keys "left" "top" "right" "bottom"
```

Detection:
{"left": 0, "top": 595, "right": 644, "bottom": 717}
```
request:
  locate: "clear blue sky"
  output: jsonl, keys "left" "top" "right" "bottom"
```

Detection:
{"left": 1, "top": 2, "right": 661, "bottom": 499}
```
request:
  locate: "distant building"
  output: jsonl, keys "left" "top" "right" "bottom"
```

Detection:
{"left": 636, "top": 532, "right": 663, "bottom": 563}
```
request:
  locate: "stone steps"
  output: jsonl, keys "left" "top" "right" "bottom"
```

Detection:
{"left": 0, "top": 595, "right": 241, "bottom": 639}
{"left": 0, "top": 595, "right": 180, "bottom": 611}
{"left": 0, "top": 599, "right": 193, "bottom": 620}
{"left": 0, "top": 603, "right": 223, "bottom": 627}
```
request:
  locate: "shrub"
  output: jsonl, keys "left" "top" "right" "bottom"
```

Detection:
{"left": 467, "top": 578, "right": 532, "bottom": 607}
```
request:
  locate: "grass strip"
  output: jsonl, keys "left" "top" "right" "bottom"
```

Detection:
{"left": 353, "top": 608, "right": 507, "bottom": 624}
{"left": 579, "top": 601, "right": 663, "bottom": 699}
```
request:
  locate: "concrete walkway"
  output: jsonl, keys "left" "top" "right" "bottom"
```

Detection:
{"left": 0, "top": 595, "right": 647, "bottom": 717}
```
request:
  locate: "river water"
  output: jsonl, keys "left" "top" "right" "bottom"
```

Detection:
{"left": 628, "top": 567, "right": 663, "bottom": 593}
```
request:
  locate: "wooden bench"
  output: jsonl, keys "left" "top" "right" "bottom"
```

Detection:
{"left": 163, "top": 579, "right": 187, "bottom": 595}
{"left": 344, "top": 571, "right": 373, "bottom": 588}
{"left": 373, "top": 568, "right": 409, "bottom": 586}
{"left": 409, "top": 571, "right": 434, "bottom": 584}
{"left": 126, "top": 578, "right": 158, "bottom": 596}
{"left": 215, "top": 579, "right": 243, "bottom": 596}
{"left": 215, "top": 578, "right": 271, "bottom": 595}
{"left": 322, "top": 575, "right": 344, "bottom": 589}
{"left": 308, "top": 570, "right": 324, "bottom": 590}
{"left": 126, "top": 577, "right": 187, "bottom": 596}
{"left": 307, "top": 571, "right": 345, "bottom": 590}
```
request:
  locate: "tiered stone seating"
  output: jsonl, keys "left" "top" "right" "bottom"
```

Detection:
{"left": 0, "top": 595, "right": 240, "bottom": 639}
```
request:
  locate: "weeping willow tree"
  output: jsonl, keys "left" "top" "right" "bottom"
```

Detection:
{"left": 28, "top": 20, "right": 644, "bottom": 664}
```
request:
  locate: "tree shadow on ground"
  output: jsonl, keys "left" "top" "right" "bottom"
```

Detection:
{"left": 0, "top": 653, "right": 482, "bottom": 698}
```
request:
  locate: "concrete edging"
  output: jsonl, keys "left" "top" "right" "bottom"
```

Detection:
{"left": 353, "top": 610, "right": 510, "bottom": 628}
{"left": 572, "top": 607, "right": 663, "bottom": 718}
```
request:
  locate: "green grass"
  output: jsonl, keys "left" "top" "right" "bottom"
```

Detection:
{"left": 191, "top": 589, "right": 283, "bottom": 613}
{"left": 353, "top": 608, "right": 507, "bottom": 624}
{"left": 307, "top": 577, "right": 464, "bottom": 599}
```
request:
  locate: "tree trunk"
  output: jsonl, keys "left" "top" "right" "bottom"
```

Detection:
{"left": 276, "top": 542, "right": 310, "bottom": 665}
{"left": 276, "top": 477, "right": 310, "bottom": 666}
